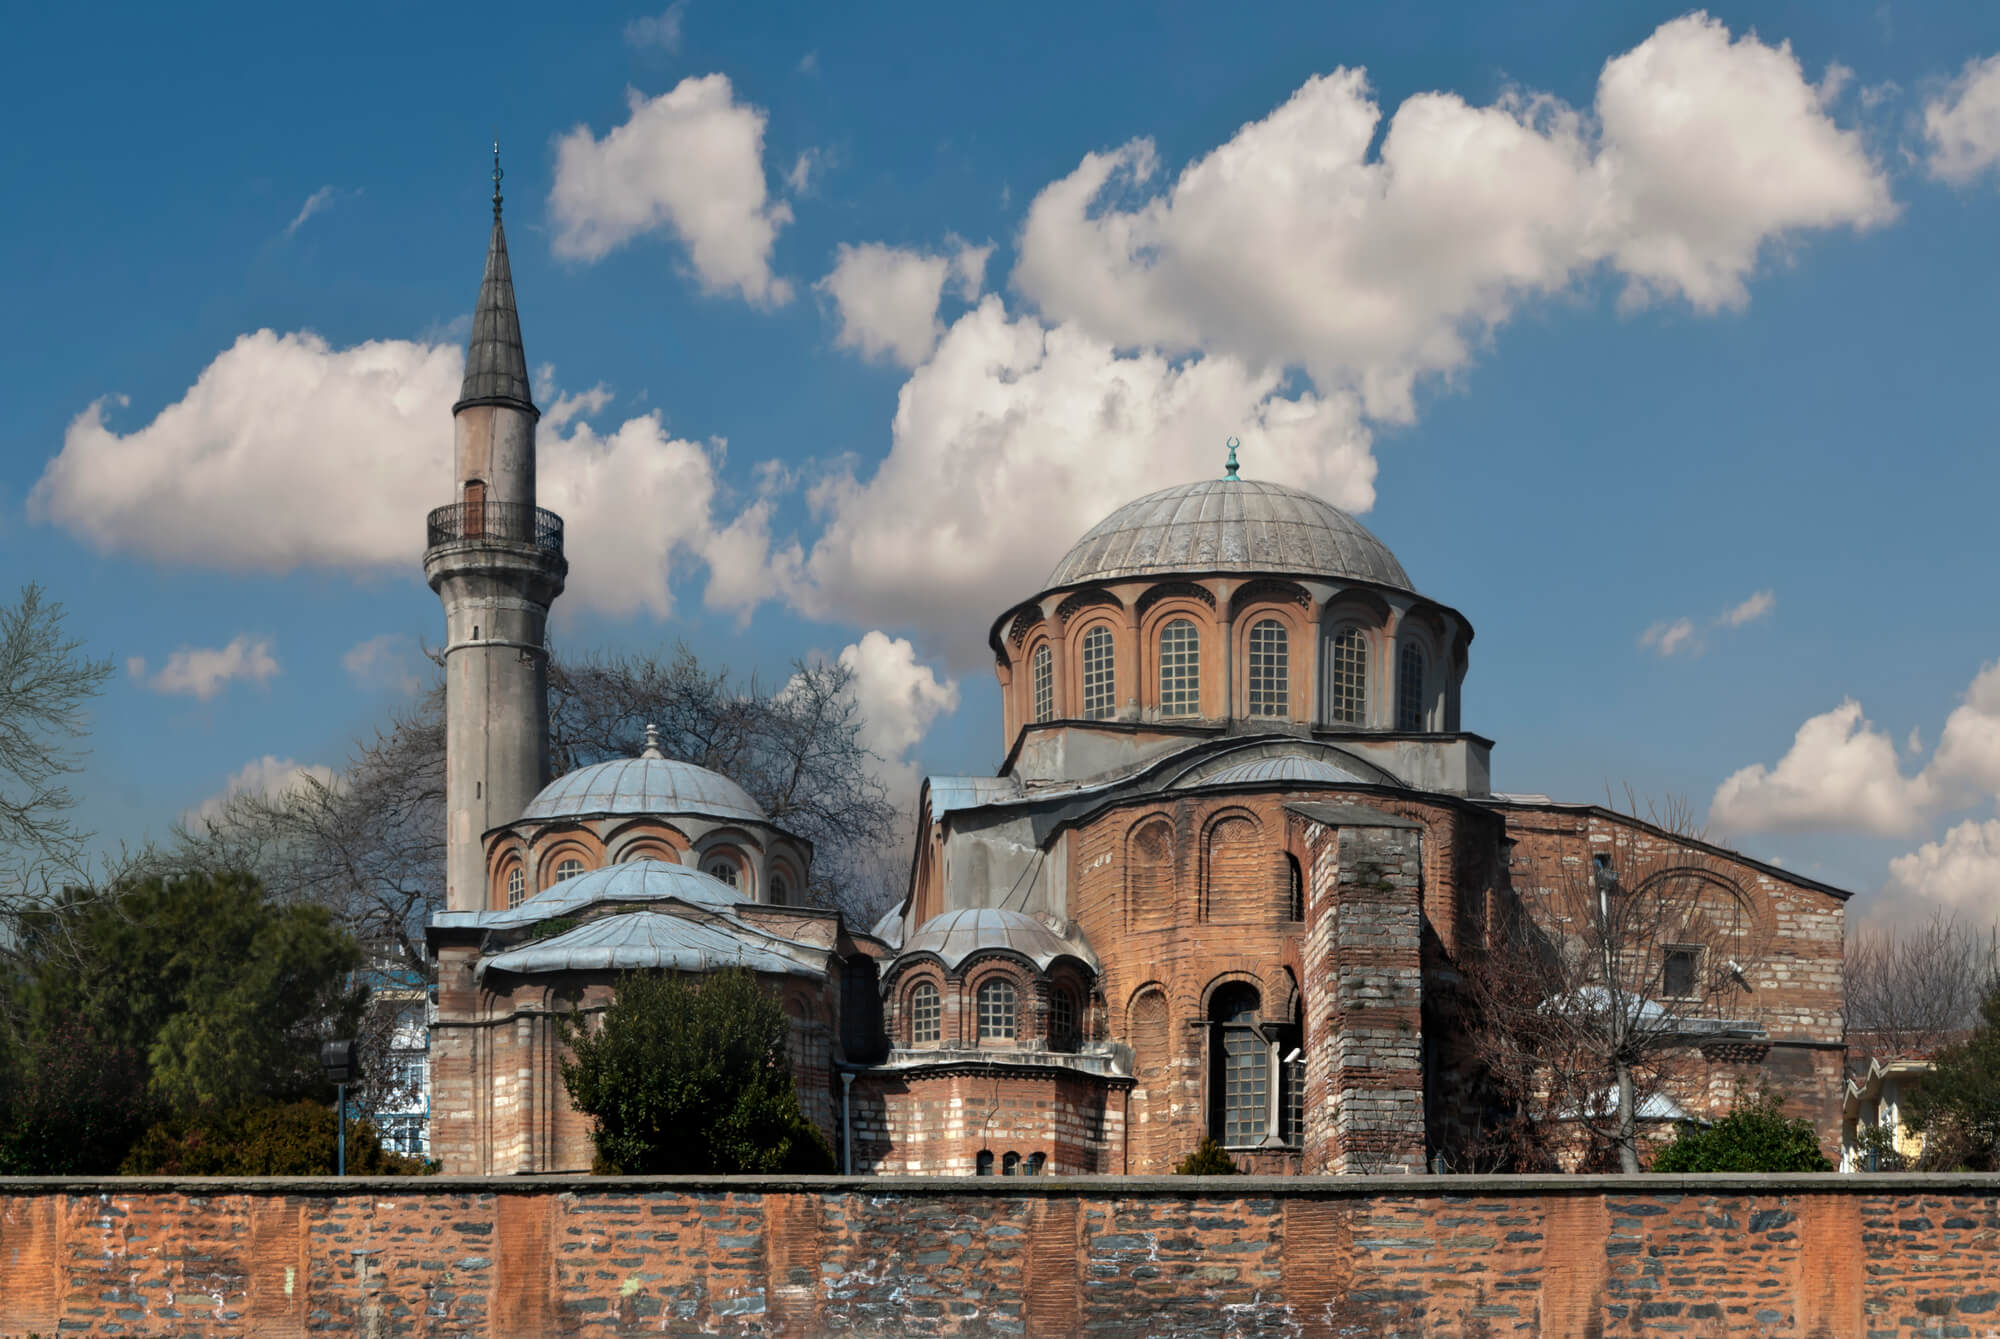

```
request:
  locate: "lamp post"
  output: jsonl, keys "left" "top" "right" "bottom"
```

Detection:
{"left": 320, "top": 1040, "right": 359, "bottom": 1176}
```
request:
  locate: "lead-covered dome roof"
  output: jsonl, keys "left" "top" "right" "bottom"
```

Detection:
{"left": 1046, "top": 478, "right": 1411, "bottom": 592}
{"left": 897, "top": 908, "right": 1099, "bottom": 973}
{"left": 519, "top": 756, "right": 766, "bottom": 825}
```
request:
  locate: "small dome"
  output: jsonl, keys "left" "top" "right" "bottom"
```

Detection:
{"left": 1200, "top": 756, "right": 1373, "bottom": 787}
{"left": 899, "top": 908, "right": 1098, "bottom": 973}
{"left": 477, "top": 911, "right": 818, "bottom": 980}
{"left": 520, "top": 756, "right": 765, "bottom": 825}
{"left": 1047, "top": 478, "right": 1411, "bottom": 591}
{"left": 485, "top": 858, "right": 740, "bottom": 926}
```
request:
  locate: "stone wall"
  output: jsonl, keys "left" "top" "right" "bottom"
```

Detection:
{"left": 3, "top": 1173, "right": 1998, "bottom": 1337}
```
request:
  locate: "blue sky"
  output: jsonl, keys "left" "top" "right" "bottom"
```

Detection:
{"left": 7, "top": 2, "right": 2000, "bottom": 919}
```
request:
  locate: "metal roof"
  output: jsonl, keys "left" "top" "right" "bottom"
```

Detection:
{"left": 1045, "top": 478, "right": 1412, "bottom": 591}
{"left": 476, "top": 911, "right": 818, "bottom": 980}
{"left": 480, "top": 858, "right": 740, "bottom": 927}
{"left": 455, "top": 215, "right": 535, "bottom": 414}
{"left": 520, "top": 757, "right": 766, "bottom": 824}
{"left": 897, "top": 908, "right": 1098, "bottom": 973}
{"left": 1198, "top": 756, "right": 1374, "bottom": 787}
{"left": 927, "top": 775, "right": 1024, "bottom": 817}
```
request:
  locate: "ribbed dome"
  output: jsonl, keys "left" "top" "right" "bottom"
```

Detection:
{"left": 485, "top": 858, "right": 741, "bottom": 926}
{"left": 1047, "top": 478, "right": 1411, "bottom": 591}
{"left": 519, "top": 757, "right": 765, "bottom": 824}
{"left": 1200, "top": 756, "right": 1373, "bottom": 787}
{"left": 898, "top": 908, "right": 1098, "bottom": 972}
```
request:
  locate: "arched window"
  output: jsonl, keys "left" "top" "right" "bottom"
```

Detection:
{"left": 1157, "top": 618, "right": 1200, "bottom": 717}
{"left": 1025, "top": 1151, "right": 1046, "bottom": 1175}
{"left": 1127, "top": 818, "right": 1175, "bottom": 932}
{"left": 909, "top": 981, "right": 941, "bottom": 1045}
{"left": 1031, "top": 643, "right": 1054, "bottom": 723}
{"left": 1396, "top": 642, "right": 1427, "bottom": 731}
{"left": 1285, "top": 853, "right": 1304, "bottom": 922}
{"left": 1081, "top": 625, "right": 1116, "bottom": 720}
{"left": 1050, "top": 989, "right": 1077, "bottom": 1051}
{"left": 1001, "top": 1151, "right": 1020, "bottom": 1176}
{"left": 505, "top": 866, "right": 525, "bottom": 908}
{"left": 977, "top": 979, "right": 1017, "bottom": 1042}
{"left": 553, "top": 857, "right": 585, "bottom": 883}
{"left": 1326, "top": 625, "right": 1368, "bottom": 725}
{"left": 703, "top": 854, "right": 740, "bottom": 887}
{"left": 770, "top": 874, "right": 789, "bottom": 905}
{"left": 1247, "top": 619, "right": 1289, "bottom": 717}
{"left": 1211, "top": 984, "right": 1267, "bottom": 1147}
{"left": 975, "top": 1150, "right": 994, "bottom": 1176}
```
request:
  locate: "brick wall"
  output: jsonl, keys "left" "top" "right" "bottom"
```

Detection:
{"left": 4, "top": 1173, "right": 1998, "bottom": 1337}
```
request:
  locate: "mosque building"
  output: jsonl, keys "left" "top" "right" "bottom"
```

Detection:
{"left": 423, "top": 175, "right": 1849, "bottom": 1176}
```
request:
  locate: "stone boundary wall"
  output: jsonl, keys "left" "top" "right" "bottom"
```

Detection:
{"left": 3, "top": 1173, "right": 1997, "bottom": 1337}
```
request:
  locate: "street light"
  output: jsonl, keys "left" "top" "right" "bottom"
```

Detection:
{"left": 319, "top": 1039, "right": 360, "bottom": 1176}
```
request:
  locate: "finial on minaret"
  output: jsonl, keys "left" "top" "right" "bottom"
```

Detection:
{"left": 1223, "top": 436, "right": 1241, "bottom": 481}
{"left": 641, "top": 723, "right": 665, "bottom": 760}
{"left": 491, "top": 135, "right": 504, "bottom": 219}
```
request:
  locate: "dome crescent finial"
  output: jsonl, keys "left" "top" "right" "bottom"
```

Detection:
{"left": 1223, "top": 436, "right": 1240, "bottom": 481}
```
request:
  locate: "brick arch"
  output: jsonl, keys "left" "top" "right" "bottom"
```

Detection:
{"left": 1125, "top": 813, "right": 1176, "bottom": 933}
{"left": 1134, "top": 580, "right": 1217, "bottom": 619}
{"left": 1138, "top": 597, "right": 1220, "bottom": 721}
{"left": 1054, "top": 587, "right": 1123, "bottom": 628}
{"left": 1020, "top": 631, "right": 1059, "bottom": 726}
{"left": 1197, "top": 968, "right": 1271, "bottom": 1020}
{"left": 894, "top": 967, "right": 949, "bottom": 1048}
{"left": 532, "top": 831, "right": 604, "bottom": 890}
{"left": 963, "top": 958, "right": 1035, "bottom": 1049}
{"left": 1065, "top": 611, "right": 1126, "bottom": 723}
{"left": 1201, "top": 807, "right": 1272, "bottom": 925}
{"left": 1125, "top": 984, "right": 1174, "bottom": 1173}
{"left": 1232, "top": 602, "right": 1312, "bottom": 721}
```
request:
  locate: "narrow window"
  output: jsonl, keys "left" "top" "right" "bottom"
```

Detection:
{"left": 553, "top": 857, "right": 584, "bottom": 883}
{"left": 1001, "top": 1151, "right": 1020, "bottom": 1176}
{"left": 505, "top": 866, "right": 525, "bottom": 909}
{"left": 1032, "top": 643, "right": 1054, "bottom": 723}
{"left": 1081, "top": 626, "right": 1116, "bottom": 720}
{"left": 1326, "top": 626, "right": 1368, "bottom": 725}
{"left": 1248, "top": 619, "right": 1289, "bottom": 717}
{"left": 975, "top": 1150, "right": 994, "bottom": 1176}
{"left": 1051, "top": 990, "right": 1077, "bottom": 1051}
{"left": 1025, "top": 1152, "right": 1046, "bottom": 1175}
{"left": 1285, "top": 853, "right": 1304, "bottom": 922}
{"left": 770, "top": 875, "right": 789, "bottom": 906}
{"left": 909, "top": 981, "right": 941, "bottom": 1044}
{"left": 977, "top": 979, "right": 1018, "bottom": 1042}
{"left": 1396, "top": 642, "right": 1427, "bottom": 731}
{"left": 1211, "top": 984, "right": 1268, "bottom": 1147}
{"left": 1158, "top": 618, "right": 1201, "bottom": 718}
{"left": 1282, "top": 1047, "right": 1305, "bottom": 1145}
{"left": 1663, "top": 946, "right": 1699, "bottom": 998}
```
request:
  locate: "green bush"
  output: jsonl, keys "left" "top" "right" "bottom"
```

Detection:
{"left": 1651, "top": 1090, "right": 1832, "bottom": 1173}
{"left": 0, "top": 1017, "right": 158, "bottom": 1175}
{"left": 119, "top": 1100, "right": 432, "bottom": 1176}
{"left": 561, "top": 967, "right": 836, "bottom": 1174}
{"left": 1173, "top": 1137, "right": 1241, "bottom": 1175}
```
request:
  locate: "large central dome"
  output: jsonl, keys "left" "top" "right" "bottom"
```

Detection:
{"left": 1046, "top": 478, "right": 1412, "bottom": 591}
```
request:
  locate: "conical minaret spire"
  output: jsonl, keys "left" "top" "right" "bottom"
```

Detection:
{"left": 454, "top": 143, "right": 536, "bottom": 417}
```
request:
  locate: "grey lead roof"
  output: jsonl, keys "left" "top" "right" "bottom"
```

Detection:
{"left": 476, "top": 911, "right": 817, "bottom": 980}
{"left": 520, "top": 757, "right": 767, "bottom": 824}
{"left": 1045, "top": 478, "right": 1412, "bottom": 592}
{"left": 455, "top": 216, "right": 535, "bottom": 414}
{"left": 897, "top": 908, "right": 1099, "bottom": 973}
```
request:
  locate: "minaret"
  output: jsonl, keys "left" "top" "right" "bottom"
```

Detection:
{"left": 424, "top": 147, "right": 566, "bottom": 913}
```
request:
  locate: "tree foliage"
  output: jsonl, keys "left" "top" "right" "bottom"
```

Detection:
{"left": 1650, "top": 1090, "right": 1832, "bottom": 1173}
{"left": 1172, "top": 1137, "right": 1241, "bottom": 1175}
{"left": 1904, "top": 975, "right": 2000, "bottom": 1171}
{"left": 0, "top": 1016, "right": 156, "bottom": 1175}
{"left": 120, "top": 1100, "right": 429, "bottom": 1176}
{"left": 560, "top": 968, "right": 835, "bottom": 1174}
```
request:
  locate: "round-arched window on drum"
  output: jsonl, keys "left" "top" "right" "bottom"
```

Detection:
{"left": 1158, "top": 618, "right": 1200, "bottom": 718}
{"left": 1081, "top": 626, "right": 1116, "bottom": 720}
{"left": 977, "top": 979, "right": 1017, "bottom": 1042}
{"left": 1248, "top": 619, "right": 1288, "bottom": 717}
{"left": 1396, "top": 641, "right": 1427, "bottom": 731}
{"left": 1326, "top": 626, "right": 1368, "bottom": 725}
{"left": 909, "top": 980, "right": 941, "bottom": 1044}
{"left": 1032, "top": 643, "right": 1054, "bottom": 723}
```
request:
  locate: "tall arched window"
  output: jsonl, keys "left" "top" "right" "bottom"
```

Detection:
{"left": 1081, "top": 626, "right": 1116, "bottom": 720}
{"left": 1211, "top": 984, "right": 1268, "bottom": 1147}
{"left": 1158, "top": 618, "right": 1200, "bottom": 717}
{"left": 909, "top": 981, "right": 941, "bottom": 1044}
{"left": 1031, "top": 643, "right": 1054, "bottom": 723}
{"left": 1326, "top": 626, "right": 1368, "bottom": 725}
{"left": 1396, "top": 642, "right": 1427, "bottom": 731}
{"left": 1247, "top": 619, "right": 1288, "bottom": 717}
{"left": 1050, "top": 989, "right": 1077, "bottom": 1051}
{"left": 977, "top": 979, "right": 1018, "bottom": 1042}
{"left": 506, "top": 866, "right": 525, "bottom": 908}
{"left": 552, "top": 857, "right": 585, "bottom": 883}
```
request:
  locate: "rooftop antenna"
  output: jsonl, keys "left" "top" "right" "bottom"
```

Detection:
{"left": 1223, "top": 436, "right": 1241, "bottom": 481}
{"left": 491, "top": 134, "right": 504, "bottom": 219}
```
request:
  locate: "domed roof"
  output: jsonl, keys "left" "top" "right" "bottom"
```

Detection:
{"left": 519, "top": 748, "right": 766, "bottom": 826}
{"left": 1046, "top": 478, "right": 1411, "bottom": 591}
{"left": 477, "top": 911, "right": 819, "bottom": 980}
{"left": 483, "top": 858, "right": 741, "bottom": 927}
{"left": 1200, "top": 755, "right": 1374, "bottom": 787}
{"left": 898, "top": 908, "right": 1098, "bottom": 972}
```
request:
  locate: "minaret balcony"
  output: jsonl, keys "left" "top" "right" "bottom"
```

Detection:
{"left": 425, "top": 501, "right": 564, "bottom": 557}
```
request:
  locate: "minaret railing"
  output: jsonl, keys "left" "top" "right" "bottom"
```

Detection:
{"left": 425, "top": 502, "right": 564, "bottom": 555}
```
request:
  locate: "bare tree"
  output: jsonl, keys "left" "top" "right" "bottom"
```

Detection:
{"left": 1466, "top": 813, "right": 1769, "bottom": 1173}
{"left": 0, "top": 584, "right": 112, "bottom": 920}
{"left": 1845, "top": 908, "right": 1999, "bottom": 1058}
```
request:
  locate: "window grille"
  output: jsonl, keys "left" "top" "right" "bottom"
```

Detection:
{"left": 506, "top": 866, "right": 525, "bottom": 908}
{"left": 1025, "top": 1152, "right": 1046, "bottom": 1175}
{"left": 1221, "top": 1029, "right": 1270, "bottom": 1146}
{"left": 1396, "top": 642, "right": 1426, "bottom": 731}
{"left": 1032, "top": 644, "right": 1054, "bottom": 723}
{"left": 1248, "top": 619, "right": 1289, "bottom": 717}
{"left": 1081, "top": 626, "right": 1116, "bottom": 720}
{"left": 704, "top": 860, "right": 739, "bottom": 887}
{"left": 909, "top": 981, "right": 941, "bottom": 1044}
{"left": 1051, "top": 990, "right": 1076, "bottom": 1050}
{"left": 1326, "top": 626, "right": 1368, "bottom": 725}
{"left": 977, "top": 979, "right": 1017, "bottom": 1041}
{"left": 553, "top": 858, "right": 584, "bottom": 883}
{"left": 770, "top": 876, "right": 788, "bottom": 905}
{"left": 1002, "top": 1151, "right": 1020, "bottom": 1176}
{"left": 1158, "top": 619, "right": 1200, "bottom": 717}
{"left": 1282, "top": 1048, "right": 1305, "bottom": 1145}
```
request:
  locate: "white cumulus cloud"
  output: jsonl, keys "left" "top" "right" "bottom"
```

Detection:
{"left": 832, "top": 631, "right": 960, "bottom": 799}
{"left": 1709, "top": 699, "right": 1933, "bottom": 837}
{"left": 189, "top": 755, "right": 338, "bottom": 824}
{"left": 1925, "top": 53, "right": 2000, "bottom": 185}
{"left": 816, "top": 239, "right": 990, "bottom": 368}
{"left": 147, "top": 635, "right": 280, "bottom": 701}
{"left": 342, "top": 633, "right": 427, "bottom": 697}
{"left": 1013, "top": 12, "right": 1893, "bottom": 423}
{"left": 1924, "top": 660, "right": 2000, "bottom": 800}
{"left": 1887, "top": 818, "right": 2000, "bottom": 912}
{"left": 549, "top": 74, "right": 794, "bottom": 307}
{"left": 1721, "top": 589, "right": 1776, "bottom": 627}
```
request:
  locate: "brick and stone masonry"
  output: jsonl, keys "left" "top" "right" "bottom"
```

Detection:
{"left": 3, "top": 1173, "right": 1998, "bottom": 1337}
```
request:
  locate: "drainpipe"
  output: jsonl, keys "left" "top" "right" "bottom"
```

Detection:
{"left": 840, "top": 1071, "right": 856, "bottom": 1174}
